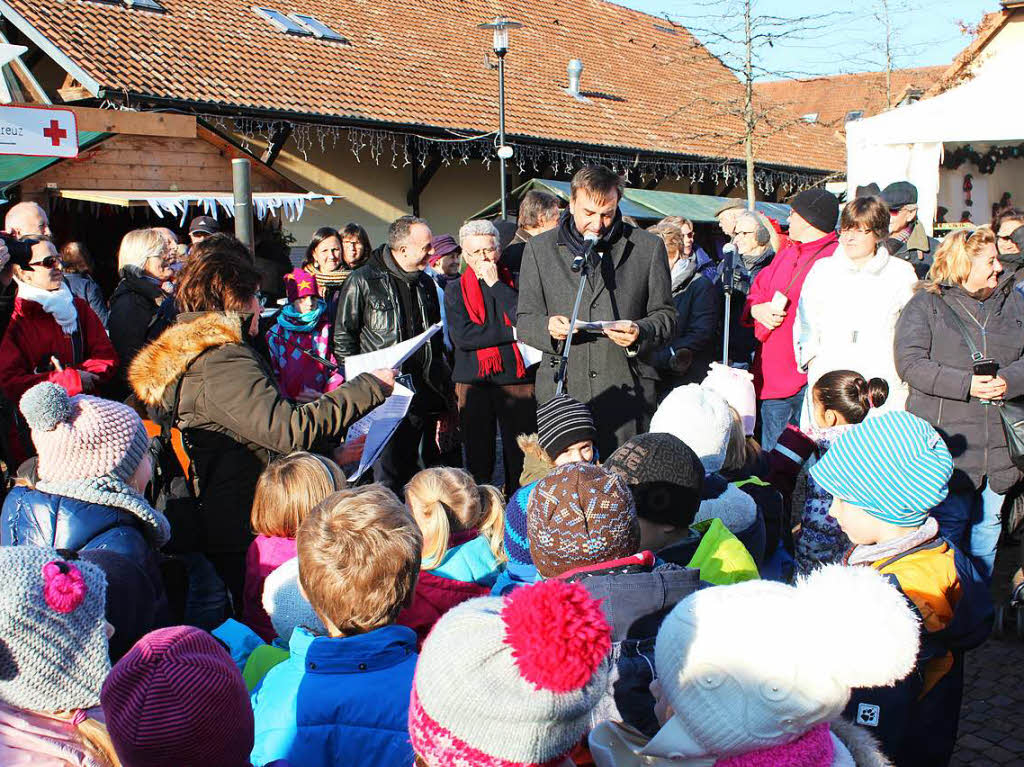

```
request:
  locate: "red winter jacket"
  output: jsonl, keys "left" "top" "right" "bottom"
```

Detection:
{"left": 743, "top": 232, "right": 837, "bottom": 400}
{"left": 397, "top": 571, "right": 489, "bottom": 648}
{"left": 0, "top": 296, "right": 118, "bottom": 462}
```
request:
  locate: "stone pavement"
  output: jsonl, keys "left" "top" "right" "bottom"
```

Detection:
{"left": 951, "top": 540, "right": 1024, "bottom": 766}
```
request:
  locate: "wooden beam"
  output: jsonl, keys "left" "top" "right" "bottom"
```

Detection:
{"left": 260, "top": 122, "right": 293, "bottom": 167}
{"left": 643, "top": 174, "right": 663, "bottom": 190}
{"left": 406, "top": 151, "right": 442, "bottom": 213}
{"left": 67, "top": 106, "right": 197, "bottom": 138}
{"left": 57, "top": 73, "right": 92, "bottom": 102}
{"left": 196, "top": 125, "right": 302, "bottom": 192}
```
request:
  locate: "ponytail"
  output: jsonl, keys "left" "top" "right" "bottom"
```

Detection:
{"left": 415, "top": 495, "right": 452, "bottom": 571}
{"left": 75, "top": 715, "right": 120, "bottom": 766}
{"left": 477, "top": 485, "right": 508, "bottom": 565}
{"left": 813, "top": 370, "right": 889, "bottom": 425}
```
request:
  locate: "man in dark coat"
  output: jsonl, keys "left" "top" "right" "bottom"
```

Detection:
{"left": 516, "top": 165, "right": 675, "bottom": 459}
{"left": 881, "top": 181, "right": 939, "bottom": 279}
{"left": 502, "top": 189, "right": 561, "bottom": 283}
{"left": 333, "top": 215, "right": 452, "bottom": 495}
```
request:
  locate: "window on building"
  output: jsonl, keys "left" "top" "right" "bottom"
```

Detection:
{"left": 254, "top": 7, "right": 312, "bottom": 35}
{"left": 845, "top": 110, "right": 864, "bottom": 122}
{"left": 801, "top": 112, "right": 818, "bottom": 124}
{"left": 126, "top": 0, "right": 166, "bottom": 9}
{"left": 290, "top": 13, "right": 346, "bottom": 42}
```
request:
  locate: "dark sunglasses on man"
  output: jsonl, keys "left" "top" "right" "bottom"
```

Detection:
{"left": 27, "top": 255, "right": 63, "bottom": 270}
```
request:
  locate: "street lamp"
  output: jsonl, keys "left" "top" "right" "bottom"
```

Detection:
{"left": 478, "top": 16, "right": 522, "bottom": 220}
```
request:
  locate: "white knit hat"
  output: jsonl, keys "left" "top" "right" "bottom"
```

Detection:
{"left": 262, "top": 557, "right": 325, "bottom": 643}
{"left": 650, "top": 385, "right": 732, "bottom": 473}
{"left": 643, "top": 565, "right": 919, "bottom": 761}
{"left": 701, "top": 363, "right": 756, "bottom": 438}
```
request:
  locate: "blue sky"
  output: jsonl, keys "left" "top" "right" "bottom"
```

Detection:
{"left": 617, "top": 0, "right": 997, "bottom": 80}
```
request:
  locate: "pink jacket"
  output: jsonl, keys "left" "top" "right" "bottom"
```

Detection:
{"left": 0, "top": 704, "right": 110, "bottom": 767}
{"left": 744, "top": 232, "right": 838, "bottom": 399}
{"left": 243, "top": 535, "right": 298, "bottom": 643}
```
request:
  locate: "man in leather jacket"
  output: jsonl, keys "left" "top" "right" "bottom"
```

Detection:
{"left": 333, "top": 215, "right": 452, "bottom": 495}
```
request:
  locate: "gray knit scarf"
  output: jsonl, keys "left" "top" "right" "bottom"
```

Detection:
{"left": 36, "top": 475, "right": 171, "bottom": 548}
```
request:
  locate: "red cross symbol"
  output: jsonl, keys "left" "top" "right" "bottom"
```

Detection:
{"left": 42, "top": 119, "right": 67, "bottom": 147}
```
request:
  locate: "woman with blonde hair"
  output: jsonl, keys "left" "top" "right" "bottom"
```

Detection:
{"left": 108, "top": 227, "right": 175, "bottom": 371}
{"left": 398, "top": 466, "right": 506, "bottom": 644}
{"left": 895, "top": 226, "right": 1024, "bottom": 584}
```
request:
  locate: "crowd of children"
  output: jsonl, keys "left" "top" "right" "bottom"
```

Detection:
{"left": 0, "top": 359, "right": 995, "bottom": 767}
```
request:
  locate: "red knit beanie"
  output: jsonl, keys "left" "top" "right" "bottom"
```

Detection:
{"left": 100, "top": 626, "right": 254, "bottom": 767}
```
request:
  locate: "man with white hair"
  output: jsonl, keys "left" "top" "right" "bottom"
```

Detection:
{"left": 445, "top": 219, "right": 536, "bottom": 494}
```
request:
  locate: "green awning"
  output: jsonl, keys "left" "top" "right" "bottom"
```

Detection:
{"left": 469, "top": 178, "right": 790, "bottom": 225}
{"left": 0, "top": 131, "right": 110, "bottom": 198}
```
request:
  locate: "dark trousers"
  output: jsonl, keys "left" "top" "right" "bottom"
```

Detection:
{"left": 373, "top": 411, "right": 441, "bottom": 499}
{"left": 456, "top": 381, "right": 537, "bottom": 496}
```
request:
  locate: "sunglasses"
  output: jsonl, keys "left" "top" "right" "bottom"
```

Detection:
{"left": 27, "top": 256, "right": 63, "bottom": 269}
{"left": 888, "top": 207, "right": 904, "bottom": 215}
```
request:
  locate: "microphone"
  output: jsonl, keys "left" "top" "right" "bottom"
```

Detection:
{"left": 572, "top": 232, "right": 601, "bottom": 273}
{"left": 721, "top": 243, "right": 735, "bottom": 292}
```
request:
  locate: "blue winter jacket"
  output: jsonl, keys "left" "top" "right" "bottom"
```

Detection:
{"left": 1, "top": 485, "right": 154, "bottom": 563}
{"left": 250, "top": 625, "right": 417, "bottom": 767}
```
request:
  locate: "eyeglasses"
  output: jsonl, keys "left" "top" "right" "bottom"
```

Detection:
{"left": 888, "top": 207, "right": 904, "bottom": 216}
{"left": 28, "top": 256, "right": 62, "bottom": 269}
{"left": 255, "top": 290, "right": 267, "bottom": 308}
{"left": 680, "top": 231, "right": 696, "bottom": 239}
{"left": 468, "top": 247, "right": 499, "bottom": 257}
{"left": 734, "top": 230, "right": 758, "bottom": 236}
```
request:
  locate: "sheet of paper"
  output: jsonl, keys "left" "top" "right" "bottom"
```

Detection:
{"left": 517, "top": 342, "right": 544, "bottom": 368}
{"left": 575, "top": 320, "right": 633, "bottom": 332}
{"left": 342, "top": 382, "right": 414, "bottom": 482}
{"left": 344, "top": 322, "right": 442, "bottom": 380}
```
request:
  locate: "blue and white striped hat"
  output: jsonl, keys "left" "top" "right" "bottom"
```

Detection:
{"left": 809, "top": 411, "right": 952, "bottom": 527}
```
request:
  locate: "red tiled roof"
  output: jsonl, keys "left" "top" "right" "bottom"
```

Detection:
{"left": 754, "top": 66, "right": 947, "bottom": 130}
{"left": 925, "top": 10, "right": 1011, "bottom": 96}
{"left": 3, "top": 0, "right": 844, "bottom": 173}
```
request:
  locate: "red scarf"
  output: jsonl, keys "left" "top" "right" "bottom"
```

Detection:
{"left": 460, "top": 264, "right": 525, "bottom": 379}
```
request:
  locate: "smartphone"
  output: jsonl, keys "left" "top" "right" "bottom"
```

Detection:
{"left": 973, "top": 358, "right": 999, "bottom": 377}
{"left": 770, "top": 291, "right": 789, "bottom": 311}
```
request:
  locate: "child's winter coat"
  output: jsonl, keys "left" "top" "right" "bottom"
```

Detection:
{"left": 795, "top": 423, "right": 853, "bottom": 575}
{"left": 397, "top": 531, "right": 498, "bottom": 645}
{"left": 843, "top": 517, "right": 993, "bottom": 766}
{"left": 250, "top": 625, "right": 418, "bottom": 767}
{"left": 0, "top": 703, "right": 117, "bottom": 767}
{"left": 265, "top": 299, "right": 343, "bottom": 401}
{"left": 243, "top": 535, "right": 298, "bottom": 643}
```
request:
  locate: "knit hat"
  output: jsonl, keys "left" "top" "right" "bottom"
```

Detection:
{"left": 536, "top": 394, "right": 597, "bottom": 461}
{"left": 810, "top": 411, "right": 952, "bottom": 527}
{"left": 262, "top": 556, "right": 326, "bottom": 643}
{"left": 650, "top": 384, "right": 732, "bottom": 473}
{"left": 701, "top": 363, "right": 756, "bottom": 437}
{"left": 503, "top": 483, "right": 535, "bottom": 569}
{"left": 101, "top": 626, "right": 254, "bottom": 767}
{"left": 642, "top": 565, "right": 919, "bottom": 761}
{"left": 0, "top": 546, "right": 111, "bottom": 712}
{"left": 695, "top": 474, "right": 757, "bottom": 536}
{"left": 605, "top": 433, "right": 704, "bottom": 527}
{"left": 21, "top": 382, "right": 150, "bottom": 484}
{"left": 409, "top": 580, "right": 611, "bottom": 766}
{"left": 78, "top": 549, "right": 161, "bottom": 663}
{"left": 714, "top": 198, "right": 745, "bottom": 218}
{"left": 284, "top": 267, "right": 319, "bottom": 303}
{"left": 527, "top": 462, "right": 639, "bottom": 578}
{"left": 429, "top": 234, "right": 461, "bottom": 266}
{"left": 790, "top": 188, "right": 840, "bottom": 234}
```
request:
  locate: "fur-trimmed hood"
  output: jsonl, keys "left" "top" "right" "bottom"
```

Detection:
{"left": 517, "top": 433, "right": 555, "bottom": 486}
{"left": 129, "top": 311, "right": 246, "bottom": 407}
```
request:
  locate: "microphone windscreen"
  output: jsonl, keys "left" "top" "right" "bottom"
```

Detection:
{"left": 584, "top": 232, "right": 600, "bottom": 243}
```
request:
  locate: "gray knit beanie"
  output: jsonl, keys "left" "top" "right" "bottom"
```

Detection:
{"left": 409, "top": 580, "right": 611, "bottom": 766}
{"left": 0, "top": 546, "right": 111, "bottom": 712}
{"left": 262, "top": 557, "right": 326, "bottom": 643}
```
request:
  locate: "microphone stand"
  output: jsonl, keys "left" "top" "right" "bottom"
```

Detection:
{"left": 555, "top": 250, "right": 592, "bottom": 396}
{"left": 721, "top": 244, "right": 735, "bottom": 365}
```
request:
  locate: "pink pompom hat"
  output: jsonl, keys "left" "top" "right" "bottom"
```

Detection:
{"left": 409, "top": 580, "right": 612, "bottom": 767}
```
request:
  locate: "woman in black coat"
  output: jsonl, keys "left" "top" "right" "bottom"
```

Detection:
{"left": 647, "top": 221, "right": 719, "bottom": 393}
{"left": 445, "top": 219, "right": 536, "bottom": 495}
{"left": 108, "top": 228, "right": 174, "bottom": 372}
{"left": 895, "top": 227, "right": 1024, "bottom": 584}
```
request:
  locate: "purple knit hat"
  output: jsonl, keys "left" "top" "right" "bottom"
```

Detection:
{"left": 101, "top": 626, "right": 254, "bottom": 767}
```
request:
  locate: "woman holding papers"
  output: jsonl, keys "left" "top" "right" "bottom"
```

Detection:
{"left": 445, "top": 220, "right": 537, "bottom": 496}
{"left": 130, "top": 236, "right": 394, "bottom": 610}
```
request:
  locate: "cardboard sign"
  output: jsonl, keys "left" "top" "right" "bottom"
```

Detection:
{"left": 0, "top": 104, "right": 78, "bottom": 158}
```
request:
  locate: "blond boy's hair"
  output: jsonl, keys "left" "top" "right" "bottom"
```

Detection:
{"left": 251, "top": 452, "right": 344, "bottom": 538}
{"left": 297, "top": 485, "right": 422, "bottom": 635}
{"left": 405, "top": 467, "right": 507, "bottom": 569}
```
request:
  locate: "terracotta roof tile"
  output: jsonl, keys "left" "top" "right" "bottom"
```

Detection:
{"left": 7, "top": 0, "right": 844, "bottom": 172}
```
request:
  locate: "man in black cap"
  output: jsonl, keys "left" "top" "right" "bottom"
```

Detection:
{"left": 880, "top": 181, "right": 938, "bottom": 279}
{"left": 188, "top": 215, "right": 220, "bottom": 248}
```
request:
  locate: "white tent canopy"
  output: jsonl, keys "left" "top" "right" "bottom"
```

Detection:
{"left": 847, "top": 51, "right": 1024, "bottom": 235}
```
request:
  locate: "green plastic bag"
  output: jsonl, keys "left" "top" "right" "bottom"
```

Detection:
{"left": 686, "top": 517, "right": 760, "bottom": 585}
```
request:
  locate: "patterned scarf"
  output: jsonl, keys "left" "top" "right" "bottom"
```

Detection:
{"left": 460, "top": 264, "right": 525, "bottom": 379}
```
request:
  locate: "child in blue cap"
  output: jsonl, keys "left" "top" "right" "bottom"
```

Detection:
{"left": 810, "top": 410, "right": 993, "bottom": 767}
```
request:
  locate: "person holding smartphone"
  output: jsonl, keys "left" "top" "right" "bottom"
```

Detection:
{"left": 895, "top": 227, "right": 1024, "bottom": 584}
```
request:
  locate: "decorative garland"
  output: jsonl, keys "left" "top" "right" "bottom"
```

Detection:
{"left": 197, "top": 112, "right": 827, "bottom": 195}
{"left": 943, "top": 143, "right": 1024, "bottom": 175}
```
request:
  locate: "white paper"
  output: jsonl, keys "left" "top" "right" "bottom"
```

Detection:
{"left": 575, "top": 320, "right": 633, "bottom": 332}
{"left": 343, "top": 382, "right": 414, "bottom": 482}
{"left": 517, "top": 342, "right": 544, "bottom": 368}
{"left": 344, "top": 322, "right": 442, "bottom": 380}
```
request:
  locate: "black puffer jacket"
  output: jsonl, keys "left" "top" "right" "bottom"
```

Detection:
{"left": 332, "top": 246, "right": 450, "bottom": 411}
{"left": 895, "top": 282, "right": 1024, "bottom": 493}
{"left": 108, "top": 274, "right": 168, "bottom": 371}
{"left": 649, "top": 272, "right": 719, "bottom": 387}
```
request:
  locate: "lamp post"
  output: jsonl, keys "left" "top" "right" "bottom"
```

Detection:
{"left": 479, "top": 16, "right": 521, "bottom": 220}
